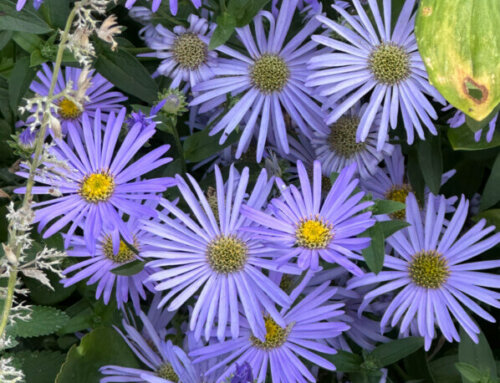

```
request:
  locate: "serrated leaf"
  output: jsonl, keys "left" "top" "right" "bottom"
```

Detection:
{"left": 417, "top": 133, "right": 443, "bottom": 194}
{"left": 94, "top": 40, "right": 158, "bottom": 103}
{"left": 458, "top": 327, "right": 497, "bottom": 383}
{"left": 0, "top": 2, "right": 52, "bottom": 34}
{"left": 8, "top": 305, "right": 69, "bottom": 338}
{"left": 372, "top": 199, "right": 406, "bottom": 215}
{"left": 111, "top": 260, "right": 145, "bottom": 276}
{"left": 361, "top": 223, "right": 385, "bottom": 274}
{"left": 55, "top": 327, "right": 140, "bottom": 383}
{"left": 7, "top": 350, "right": 66, "bottom": 383}
{"left": 448, "top": 125, "right": 500, "bottom": 151}
{"left": 369, "top": 337, "right": 424, "bottom": 368}
{"left": 183, "top": 126, "right": 240, "bottom": 162}
{"left": 480, "top": 153, "right": 500, "bottom": 211}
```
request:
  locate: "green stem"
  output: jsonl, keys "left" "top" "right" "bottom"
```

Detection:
{"left": 168, "top": 116, "right": 186, "bottom": 173}
{"left": 0, "top": 5, "right": 79, "bottom": 342}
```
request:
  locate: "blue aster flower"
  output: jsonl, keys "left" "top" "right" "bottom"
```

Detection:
{"left": 126, "top": 100, "right": 166, "bottom": 129}
{"left": 447, "top": 107, "right": 498, "bottom": 143}
{"left": 140, "top": 15, "right": 220, "bottom": 91}
{"left": 190, "top": 0, "right": 327, "bottom": 162}
{"left": 241, "top": 160, "right": 375, "bottom": 274}
{"left": 141, "top": 165, "right": 300, "bottom": 342}
{"left": 311, "top": 101, "right": 393, "bottom": 179}
{"left": 307, "top": 0, "right": 445, "bottom": 149}
{"left": 125, "top": 0, "right": 201, "bottom": 15}
{"left": 15, "top": 108, "right": 173, "bottom": 251}
{"left": 190, "top": 281, "right": 349, "bottom": 383}
{"left": 16, "top": 0, "right": 43, "bottom": 10}
{"left": 348, "top": 193, "right": 500, "bottom": 350}
{"left": 28, "top": 64, "right": 127, "bottom": 137}
{"left": 100, "top": 311, "right": 206, "bottom": 383}
{"left": 231, "top": 362, "right": 254, "bottom": 383}
{"left": 62, "top": 214, "right": 156, "bottom": 312}
{"left": 18, "top": 127, "right": 36, "bottom": 148}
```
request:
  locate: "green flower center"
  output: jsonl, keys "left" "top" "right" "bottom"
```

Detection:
{"left": 408, "top": 250, "right": 449, "bottom": 289}
{"left": 251, "top": 316, "right": 291, "bottom": 349}
{"left": 206, "top": 235, "right": 248, "bottom": 273}
{"left": 369, "top": 43, "right": 410, "bottom": 85}
{"left": 79, "top": 172, "right": 115, "bottom": 203}
{"left": 102, "top": 236, "right": 138, "bottom": 263}
{"left": 296, "top": 217, "right": 333, "bottom": 249}
{"left": 173, "top": 32, "right": 207, "bottom": 69}
{"left": 58, "top": 98, "right": 82, "bottom": 120}
{"left": 328, "top": 116, "right": 365, "bottom": 158}
{"left": 251, "top": 54, "right": 290, "bottom": 93}
{"left": 385, "top": 184, "right": 412, "bottom": 220}
{"left": 156, "top": 363, "right": 179, "bottom": 382}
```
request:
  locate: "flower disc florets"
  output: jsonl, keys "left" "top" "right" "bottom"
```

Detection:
{"left": 408, "top": 250, "right": 449, "bottom": 289}
{"left": 206, "top": 235, "right": 248, "bottom": 274}
{"left": 173, "top": 32, "right": 207, "bottom": 69}
{"left": 58, "top": 98, "right": 82, "bottom": 120}
{"left": 385, "top": 184, "right": 413, "bottom": 219}
{"left": 296, "top": 216, "right": 333, "bottom": 249}
{"left": 79, "top": 172, "right": 115, "bottom": 202}
{"left": 156, "top": 363, "right": 179, "bottom": 382}
{"left": 328, "top": 116, "right": 365, "bottom": 158}
{"left": 251, "top": 54, "right": 290, "bottom": 93}
{"left": 102, "top": 237, "right": 138, "bottom": 263}
{"left": 251, "top": 316, "right": 291, "bottom": 349}
{"left": 369, "top": 43, "right": 410, "bottom": 85}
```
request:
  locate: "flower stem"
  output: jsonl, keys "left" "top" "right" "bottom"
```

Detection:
{"left": 0, "top": 5, "right": 79, "bottom": 342}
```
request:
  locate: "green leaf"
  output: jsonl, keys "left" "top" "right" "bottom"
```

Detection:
{"left": 228, "top": 0, "right": 271, "bottom": 27}
{"left": 8, "top": 305, "right": 69, "bottom": 338}
{"left": 430, "top": 355, "right": 462, "bottom": 383}
{"left": 416, "top": 133, "right": 443, "bottom": 194}
{"left": 55, "top": 327, "right": 140, "bottom": 383}
{"left": 372, "top": 199, "right": 406, "bottom": 215}
{"left": 377, "top": 220, "right": 411, "bottom": 238}
{"left": 94, "top": 40, "right": 158, "bottom": 103}
{"left": 209, "top": 12, "right": 237, "bottom": 49}
{"left": 0, "top": 30, "right": 13, "bottom": 50}
{"left": 480, "top": 153, "right": 500, "bottom": 211}
{"left": 23, "top": 270, "right": 76, "bottom": 305}
{"left": 12, "top": 32, "right": 43, "bottom": 53}
{"left": 7, "top": 350, "right": 66, "bottom": 383}
{"left": 473, "top": 209, "right": 500, "bottom": 231}
{"left": 369, "top": 337, "right": 424, "bottom": 367}
{"left": 455, "top": 363, "right": 484, "bottom": 383}
{"left": 458, "top": 327, "right": 497, "bottom": 383}
{"left": 407, "top": 147, "right": 426, "bottom": 202}
{"left": 361, "top": 223, "right": 385, "bottom": 274}
{"left": 8, "top": 55, "right": 36, "bottom": 113}
{"left": 448, "top": 125, "right": 500, "bottom": 151}
{"left": 319, "top": 350, "right": 363, "bottom": 373}
{"left": 111, "top": 260, "right": 145, "bottom": 276}
{"left": 0, "top": 2, "right": 52, "bottom": 34}
{"left": 465, "top": 105, "right": 500, "bottom": 133}
{"left": 40, "top": 0, "right": 71, "bottom": 29}
{"left": 183, "top": 126, "right": 241, "bottom": 162}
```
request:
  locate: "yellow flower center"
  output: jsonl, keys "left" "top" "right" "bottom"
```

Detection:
{"left": 58, "top": 98, "right": 82, "bottom": 120}
{"left": 384, "top": 184, "right": 412, "bottom": 219}
{"left": 206, "top": 235, "right": 248, "bottom": 274}
{"left": 102, "top": 236, "right": 138, "bottom": 263}
{"left": 369, "top": 43, "right": 410, "bottom": 85}
{"left": 296, "top": 217, "right": 333, "bottom": 249}
{"left": 156, "top": 363, "right": 178, "bottom": 382}
{"left": 408, "top": 250, "right": 449, "bottom": 289}
{"left": 251, "top": 54, "right": 290, "bottom": 93}
{"left": 79, "top": 172, "right": 115, "bottom": 203}
{"left": 251, "top": 316, "right": 291, "bottom": 349}
{"left": 173, "top": 32, "right": 207, "bottom": 69}
{"left": 328, "top": 116, "right": 365, "bottom": 158}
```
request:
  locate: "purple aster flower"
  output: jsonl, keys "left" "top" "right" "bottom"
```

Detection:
{"left": 307, "top": 0, "right": 445, "bottom": 149}
{"left": 62, "top": 214, "right": 156, "bottom": 312}
{"left": 141, "top": 165, "right": 300, "bottom": 342}
{"left": 241, "top": 160, "right": 375, "bottom": 274}
{"left": 191, "top": 0, "right": 327, "bottom": 162}
{"left": 29, "top": 63, "right": 126, "bottom": 136}
{"left": 126, "top": 99, "right": 166, "bottom": 129}
{"left": 125, "top": 0, "right": 201, "bottom": 15}
{"left": 312, "top": 101, "right": 393, "bottom": 179}
{"left": 18, "top": 127, "right": 36, "bottom": 148}
{"left": 348, "top": 193, "right": 500, "bottom": 350}
{"left": 100, "top": 311, "right": 206, "bottom": 383}
{"left": 447, "top": 107, "right": 498, "bottom": 143}
{"left": 140, "top": 14, "right": 219, "bottom": 91}
{"left": 190, "top": 281, "right": 349, "bottom": 382}
{"left": 16, "top": 0, "right": 43, "bottom": 10}
{"left": 231, "top": 362, "right": 254, "bottom": 383}
{"left": 15, "top": 108, "right": 173, "bottom": 251}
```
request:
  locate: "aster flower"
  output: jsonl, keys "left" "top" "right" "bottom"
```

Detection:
{"left": 190, "top": 281, "right": 349, "bottom": 382}
{"left": 307, "top": 0, "right": 445, "bottom": 149}
{"left": 348, "top": 193, "right": 500, "bottom": 350}
{"left": 100, "top": 311, "right": 207, "bottom": 383}
{"left": 241, "top": 160, "right": 375, "bottom": 274}
{"left": 126, "top": 99, "right": 167, "bottom": 129}
{"left": 15, "top": 108, "right": 173, "bottom": 251}
{"left": 62, "top": 213, "right": 156, "bottom": 311}
{"left": 18, "top": 128, "right": 36, "bottom": 149}
{"left": 28, "top": 63, "right": 126, "bottom": 136}
{"left": 142, "top": 165, "right": 300, "bottom": 341}
{"left": 361, "top": 146, "right": 457, "bottom": 219}
{"left": 447, "top": 107, "right": 498, "bottom": 143}
{"left": 16, "top": 0, "right": 43, "bottom": 10}
{"left": 231, "top": 362, "right": 254, "bottom": 383}
{"left": 140, "top": 14, "right": 219, "bottom": 90}
{"left": 312, "top": 101, "right": 393, "bottom": 179}
{"left": 191, "top": 0, "right": 327, "bottom": 162}
{"left": 125, "top": 0, "right": 201, "bottom": 15}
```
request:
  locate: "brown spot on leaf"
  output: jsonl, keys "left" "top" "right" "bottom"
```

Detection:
{"left": 463, "top": 78, "right": 488, "bottom": 104}
{"left": 422, "top": 6, "right": 432, "bottom": 16}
